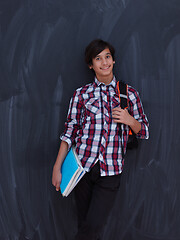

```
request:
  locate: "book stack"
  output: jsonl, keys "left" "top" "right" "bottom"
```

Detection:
{"left": 60, "top": 147, "right": 86, "bottom": 197}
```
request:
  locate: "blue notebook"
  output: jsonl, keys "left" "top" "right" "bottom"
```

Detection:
{"left": 60, "top": 147, "right": 86, "bottom": 197}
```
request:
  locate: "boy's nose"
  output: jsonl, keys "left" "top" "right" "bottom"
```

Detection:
{"left": 102, "top": 58, "right": 108, "bottom": 65}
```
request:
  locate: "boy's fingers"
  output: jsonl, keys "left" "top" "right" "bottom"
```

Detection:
{"left": 112, "top": 110, "right": 121, "bottom": 115}
{"left": 113, "top": 119, "right": 122, "bottom": 123}
{"left": 112, "top": 107, "right": 121, "bottom": 111}
{"left": 55, "top": 182, "right": 60, "bottom": 191}
{"left": 112, "top": 112, "right": 118, "bottom": 116}
{"left": 112, "top": 108, "right": 123, "bottom": 114}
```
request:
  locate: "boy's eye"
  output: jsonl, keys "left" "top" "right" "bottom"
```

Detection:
{"left": 106, "top": 55, "right": 111, "bottom": 58}
{"left": 96, "top": 57, "right": 100, "bottom": 61}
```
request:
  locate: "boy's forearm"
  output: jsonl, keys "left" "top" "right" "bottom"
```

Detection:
{"left": 54, "top": 141, "right": 69, "bottom": 170}
{"left": 128, "top": 116, "right": 141, "bottom": 134}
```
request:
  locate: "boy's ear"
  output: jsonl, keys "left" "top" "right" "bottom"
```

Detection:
{"left": 89, "top": 64, "right": 93, "bottom": 69}
{"left": 113, "top": 60, "right": 115, "bottom": 64}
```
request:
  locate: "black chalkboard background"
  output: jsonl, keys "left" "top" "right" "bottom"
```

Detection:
{"left": 0, "top": 0, "right": 180, "bottom": 239}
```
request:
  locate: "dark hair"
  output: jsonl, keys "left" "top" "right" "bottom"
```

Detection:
{"left": 85, "top": 39, "right": 115, "bottom": 66}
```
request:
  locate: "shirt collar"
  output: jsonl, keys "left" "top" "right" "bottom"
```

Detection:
{"left": 94, "top": 76, "right": 117, "bottom": 89}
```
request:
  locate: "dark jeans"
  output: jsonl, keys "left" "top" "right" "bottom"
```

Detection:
{"left": 74, "top": 162, "right": 121, "bottom": 240}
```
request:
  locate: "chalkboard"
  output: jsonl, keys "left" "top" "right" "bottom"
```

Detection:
{"left": 0, "top": 0, "right": 180, "bottom": 239}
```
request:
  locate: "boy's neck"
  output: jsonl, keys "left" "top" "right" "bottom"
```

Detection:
{"left": 96, "top": 74, "right": 114, "bottom": 86}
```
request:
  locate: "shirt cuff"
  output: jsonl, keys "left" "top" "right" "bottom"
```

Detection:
{"left": 60, "top": 135, "right": 72, "bottom": 150}
{"left": 136, "top": 122, "right": 149, "bottom": 139}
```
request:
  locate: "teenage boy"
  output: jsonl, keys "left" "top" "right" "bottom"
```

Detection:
{"left": 52, "top": 39, "right": 149, "bottom": 240}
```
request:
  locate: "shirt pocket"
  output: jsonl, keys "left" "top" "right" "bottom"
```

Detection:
{"left": 85, "top": 98, "right": 100, "bottom": 116}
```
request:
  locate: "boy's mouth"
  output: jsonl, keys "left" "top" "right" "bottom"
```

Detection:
{"left": 100, "top": 66, "right": 111, "bottom": 70}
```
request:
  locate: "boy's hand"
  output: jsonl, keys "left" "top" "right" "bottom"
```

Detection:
{"left": 52, "top": 141, "right": 68, "bottom": 192}
{"left": 52, "top": 165, "right": 62, "bottom": 192}
{"left": 112, "top": 107, "right": 133, "bottom": 126}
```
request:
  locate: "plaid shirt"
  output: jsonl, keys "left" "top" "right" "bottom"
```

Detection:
{"left": 61, "top": 77, "right": 149, "bottom": 176}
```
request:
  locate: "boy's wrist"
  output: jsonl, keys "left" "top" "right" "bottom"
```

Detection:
{"left": 128, "top": 115, "right": 135, "bottom": 127}
{"left": 54, "top": 161, "right": 62, "bottom": 171}
{"left": 129, "top": 117, "right": 141, "bottom": 134}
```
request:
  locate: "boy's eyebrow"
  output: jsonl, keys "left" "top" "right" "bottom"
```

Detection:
{"left": 95, "top": 52, "right": 111, "bottom": 58}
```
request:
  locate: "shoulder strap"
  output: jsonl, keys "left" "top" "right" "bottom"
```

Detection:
{"left": 117, "top": 81, "right": 132, "bottom": 136}
{"left": 117, "top": 81, "right": 128, "bottom": 109}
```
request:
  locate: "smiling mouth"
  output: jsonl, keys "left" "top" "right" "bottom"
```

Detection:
{"left": 100, "top": 66, "right": 110, "bottom": 70}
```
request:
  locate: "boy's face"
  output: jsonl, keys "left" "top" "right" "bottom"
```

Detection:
{"left": 89, "top": 48, "right": 115, "bottom": 82}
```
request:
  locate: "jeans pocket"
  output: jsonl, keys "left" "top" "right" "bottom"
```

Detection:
{"left": 99, "top": 174, "right": 121, "bottom": 191}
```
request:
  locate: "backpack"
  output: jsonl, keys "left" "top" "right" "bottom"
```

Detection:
{"left": 117, "top": 81, "right": 138, "bottom": 152}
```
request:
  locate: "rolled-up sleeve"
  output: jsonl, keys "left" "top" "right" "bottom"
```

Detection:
{"left": 60, "top": 90, "right": 83, "bottom": 150}
{"left": 128, "top": 86, "right": 149, "bottom": 139}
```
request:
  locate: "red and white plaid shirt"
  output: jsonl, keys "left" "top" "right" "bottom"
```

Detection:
{"left": 61, "top": 77, "right": 149, "bottom": 176}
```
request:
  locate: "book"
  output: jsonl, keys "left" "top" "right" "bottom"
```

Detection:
{"left": 60, "top": 147, "right": 86, "bottom": 197}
